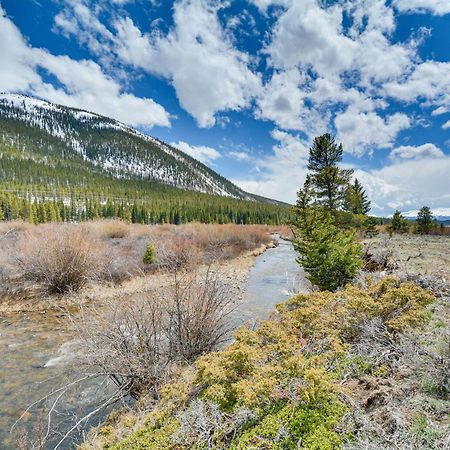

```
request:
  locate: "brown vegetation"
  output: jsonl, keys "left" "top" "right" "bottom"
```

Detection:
{"left": 92, "top": 219, "right": 130, "bottom": 239}
{"left": 72, "top": 269, "right": 236, "bottom": 400}
{"left": 0, "top": 222, "right": 272, "bottom": 301}
{"left": 16, "top": 224, "right": 108, "bottom": 295}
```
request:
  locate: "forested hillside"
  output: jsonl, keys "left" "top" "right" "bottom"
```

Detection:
{"left": 0, "top": 94, "right": 290, "bottom": 224}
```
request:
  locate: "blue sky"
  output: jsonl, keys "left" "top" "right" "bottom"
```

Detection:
{"left": 1, "top": 0, "right": 450, "bottom": 216}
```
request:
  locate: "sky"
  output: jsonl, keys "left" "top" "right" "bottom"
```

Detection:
{"left": 1, "top": 0, "right": 450, "bottom": 216}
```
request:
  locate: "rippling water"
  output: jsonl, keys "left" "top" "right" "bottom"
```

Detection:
{"left": 234, "top": 237, "right": 309, "bottom": 326}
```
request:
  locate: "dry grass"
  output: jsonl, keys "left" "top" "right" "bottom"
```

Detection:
{"left": 364, "top": 233, "right": 450, "bottom": 279}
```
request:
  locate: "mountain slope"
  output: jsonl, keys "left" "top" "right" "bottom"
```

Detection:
{"left": 0, "top": 93, "right": 259, "bottom": 200}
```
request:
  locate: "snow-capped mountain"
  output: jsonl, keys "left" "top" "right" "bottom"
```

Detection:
{"left": 0, "top": 93, "right": 259, "bottom": 200}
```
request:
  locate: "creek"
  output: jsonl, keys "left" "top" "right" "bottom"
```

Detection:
{"left": 0, "top": 237, "right": 308, "bottom": 449}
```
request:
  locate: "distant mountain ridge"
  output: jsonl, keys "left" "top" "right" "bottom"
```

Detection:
{"left": 403, "top": 208, "right": 450, "bottom": 223}
{"left": 0, "top": 93, "right": 268, "bottom": 202}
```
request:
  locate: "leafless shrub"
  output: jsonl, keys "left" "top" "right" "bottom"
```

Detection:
{"left": 2, "top": 222, "right": 272, "bottom": 297}
{"left": 344, "top": 410, "right": 450, "bottom": 450}
{"left": 91, "top": 219, "right": 130, "bottom": 239}
{"left": 75, "top": 296, "right": 170, "bottom": 399}
{"left": 350, "top": 318, "right": 403, "bottom": 369}
{"left": 106, "top": 235, "right": 148, "bottom": 282}
{"left": 0, "top": 219, "right": 33, "bottom": 235}
{"left": 153, "top": 235, "right": 202, "bottom": 271}
{"left": 73, "top": 269, "right": 237, "bottom": 400}
{"left": 147, "top": 223, "right": 272, "bottom": 271}
{"left": 163, "top": 269, "right": 237, "bottom": 361}
{"left": 16, "top": 224, "right": 108, "bottom": 295}
{"left": 174, "top": 399, "right": 256, "bottom": 449}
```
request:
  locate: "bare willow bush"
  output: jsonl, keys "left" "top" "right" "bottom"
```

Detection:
{"left": 149, "top": 224, "right": 272, "bottom": 270}
{"left": 2, "top": 222, "right": 272, "bottom": 296}
{"left": 153, "top": 234, "right": 202, "bottom": 271}
{"left": 74, "top": 270, "right": 236, "bottom": 399}
{"left": 163, "top": 269, "right": 236, "bottom": 362}
{"left": 16, "top": 224, "right": 108, "bottom": 294}
{"left": 90, "top": 219, "right": 130, "bottom": 239}
{"left": 0, "top": 219, "right": 33, "bottom": 235}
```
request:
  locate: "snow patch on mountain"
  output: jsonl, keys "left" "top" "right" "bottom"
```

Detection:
{"left": 0, "top": 93, "right": 254, "bottom": 200}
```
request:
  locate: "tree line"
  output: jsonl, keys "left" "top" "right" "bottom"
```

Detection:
{"left": 0, "top": 190, "right": 291, "bottom": 225}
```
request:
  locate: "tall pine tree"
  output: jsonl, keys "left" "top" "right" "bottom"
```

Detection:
{"left": 307, "top": 134, "right": 353, "bottom": 210}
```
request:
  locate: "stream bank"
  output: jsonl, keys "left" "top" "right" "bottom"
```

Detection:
{"left": 0, "top": 237, "right": 307, "bottom": 449}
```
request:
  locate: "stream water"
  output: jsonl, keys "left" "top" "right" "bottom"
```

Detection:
{"left": 235, "top": 237, "right": 309, "bottom": 325}
{"left": 0, "top": 237, "right": 307, "bottom": 449}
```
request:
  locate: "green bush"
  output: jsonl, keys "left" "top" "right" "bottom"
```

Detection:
{"left": 230, "top": 401, "right": 346, "bottom": 450}
{"left": 294, "top": 214, "right": 363, "bottom": 291}
{"left": 88, "top": 278, "right": 435, "bottom": 449}
{"left": 143, "top": 243, "right": 156, "bottom": 264}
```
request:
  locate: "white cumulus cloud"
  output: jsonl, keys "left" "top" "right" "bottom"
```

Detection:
{"left": 0, "top": 6, "right": 171, "bottom": 129}
{"left": 335, "top": 109, "right": 411, "bottom": 155}
{"left": 113, "top": 0, "right": 261, "bottom": 127}
{"left": 394, "top": 0, "right": 450, "bottom": 16}
{"left": 389, "top": 143, "right": 444, "bottom": 161}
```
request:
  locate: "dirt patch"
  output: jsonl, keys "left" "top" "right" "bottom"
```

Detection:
{"left": 364, "top": 234, "right": 450, "bottom": 278}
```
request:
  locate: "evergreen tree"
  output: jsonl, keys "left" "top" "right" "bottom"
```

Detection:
{"left": 344, "top": 179, "right": 370, "bottom": 215}
{"left": 416, "top": 206, "right": 435, "bottom": 235}
{"left": 364, "top": 216, "right": 379, "bottom": 237}
{"left": 294, "top": 211, "right": 362, "bottom": 291}
{"left": 143, "top": 243, "right": 156, "bottom": 264}
{"left": 293, "top": 136, "right": 364, "bottom": 292}
{"left": 307, "top": 134, "right": 353, "bottom": 210}
{"left": 388, "top": 211, "right": 410, "bottom": 234}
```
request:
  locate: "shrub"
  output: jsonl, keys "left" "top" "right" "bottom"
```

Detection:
{"left": 93, "top": 219, "right": 130, "bottom": 239}
{"left": 143, "top": 243, "right": 156, "bottom": 264}
{"left": 154, "top": 234, "right": 200, "bottom": 271}
{"left": 86, "top": 277, "right": 435, "bottom": 449}
{"left": 16, "top": 224, "right": 107, "bottom": 294}
{"left": 149, "top": 224, "right": 271, "bottom": 271}
{"left": 75, "top": 270, "right": 236, "bottom": 399}
{"left": 279, "top": 277, "right": 435, "bottom": 349}
{"left": 230, "top": 401, "right": 346, "bottom": 450}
